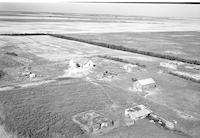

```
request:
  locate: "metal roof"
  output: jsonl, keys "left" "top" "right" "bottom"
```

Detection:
{"left": 137, "top": 78, "right": 155, "bottom": 86}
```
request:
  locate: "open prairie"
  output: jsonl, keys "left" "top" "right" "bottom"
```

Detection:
{"left": 0, "top": 12, "right": 200, "bottom": 138}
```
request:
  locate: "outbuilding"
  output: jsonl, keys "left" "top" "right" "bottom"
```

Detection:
{"left": 123, "top": 64, "right": 137, "bottom": 72}
{"left": 124, "top": 105, "right": 152, "bottom": 126}
{"left": 83, "top": 60, "right": 95, "bottom": 68}
{"left": 69, "top": 59, "right": 78, "bottom": 69}
{"left": 133, "top": 78, "right": 156, "bottom": 92}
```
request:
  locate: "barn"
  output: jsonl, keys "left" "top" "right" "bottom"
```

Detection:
{"left": 133, "top": 78, "right": 156, "bottom": 92}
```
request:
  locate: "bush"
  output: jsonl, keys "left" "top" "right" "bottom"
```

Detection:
{"left": 132, "top": 78, "right": 138, "bottom": 82}
{"left": 5, "top": 52, "right": 18, "bottom": 56}
{"left": 0, "top": 70, "right": 5, "bottom": 79}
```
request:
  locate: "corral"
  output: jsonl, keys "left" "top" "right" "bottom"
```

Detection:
{"left": 72, "top": 110, "right": 119, "bottom": 135}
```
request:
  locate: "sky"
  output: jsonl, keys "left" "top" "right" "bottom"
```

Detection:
{"left": 0, "top": 0, "right": 200, "bottom": 18}
{"left": 0, "top": 0, "right": 200, "bottom": 2}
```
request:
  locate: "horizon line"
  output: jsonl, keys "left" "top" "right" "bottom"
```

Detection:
{"left": 73, "top": 2, "right": 200, "bottom": 4}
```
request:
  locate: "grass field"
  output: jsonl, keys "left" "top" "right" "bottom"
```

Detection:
{"left": 0, "top": 79, "right": 110, "bottom": 137}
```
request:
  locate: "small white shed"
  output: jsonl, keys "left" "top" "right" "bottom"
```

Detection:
{"left": 133, "top": 78, "right": 156, "bottom": 91}
{"left": 124, "top": 64, "right": 137, "bottom": 72}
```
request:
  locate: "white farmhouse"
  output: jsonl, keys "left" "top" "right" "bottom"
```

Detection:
{"left": 83, "top": 60, "right": 95, "bottom": 68}
{"left": 69, "top": 59, "right": 78, "bottom": 69}
{"left": 133, "top": 78, "right": 156, "bottom": 92}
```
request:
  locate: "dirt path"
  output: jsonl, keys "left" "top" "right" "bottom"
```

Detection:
{"left": 0, "top": 80, "right": 56, "bottom": 92}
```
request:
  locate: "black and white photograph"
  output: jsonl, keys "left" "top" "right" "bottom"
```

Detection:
{"left": 0, "top": 0, "right": 200, "bottom": 138}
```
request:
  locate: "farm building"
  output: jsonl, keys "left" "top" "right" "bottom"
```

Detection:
{"left": 102, "top": 71, "right": 118, "bottom": 79}
{"left": 133, "top": 78, "right": 156, "bottom": 92}
{"left": 21, "top": 66, "right": 37, "bottom": 79}
{"left": 69, "top": 59, "right": 95, "bottom": 69}
{"left": 83, "top": 60, "right": 95, "bottom": 68}
{"left": 69, "top": 59, "right": 79, "bottom": 69}
{"left": 123, "top": 64, "right": 137, "bottom": 72}
{"left": 124, "top": 105, "right": 152, "bottom": 126}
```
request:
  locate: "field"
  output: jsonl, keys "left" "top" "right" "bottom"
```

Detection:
{"left": 0, "top": 12, "right": 200, "bottom": 138}
{"left": 68, "top": 31, "right": 200, "bottom": 62}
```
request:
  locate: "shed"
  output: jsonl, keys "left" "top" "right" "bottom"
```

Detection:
{"left": 125, "top": 105, "right": 152, "bottom": 126}
{"left": 133, "top": 78, "right": 156, "bottom": 92}
{"left": 124, "top": 64, "right": 137, "bottom": 72}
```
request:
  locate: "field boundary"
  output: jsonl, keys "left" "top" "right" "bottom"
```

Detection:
{"left": 169, "top": 71, "right": 200, "bottom": 83}
{"left": 97, "top": 55, "right": 146, "bottom": 68}
{"left": 1, "top": 33, "right": 200, "bottom": 65}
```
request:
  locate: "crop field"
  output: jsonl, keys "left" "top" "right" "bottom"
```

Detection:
{"left": 68, "top": 31, "right": 200, "bottom": 62}
{"left": 0, "top": 12, "right": 200, "bottom": 138}
{"left": 0, "top": 12, "right": 200, "bottom": 34}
